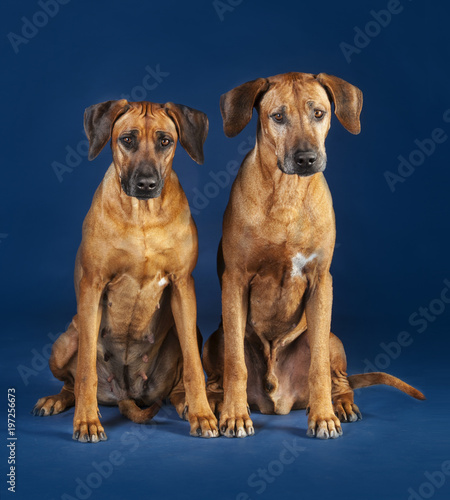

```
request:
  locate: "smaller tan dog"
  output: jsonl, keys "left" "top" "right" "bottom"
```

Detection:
{"left": 203, "top": 72, "right": 425, "bottom": 439}
{"left": 34, "top": 100, "right": 218, "bottom": 442}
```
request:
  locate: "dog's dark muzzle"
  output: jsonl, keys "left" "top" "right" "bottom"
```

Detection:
{"left": 279, "top": 150, "right": 327, "bottom": 177}
{"left": 122, "top": 167, "right": 164, "bottom": 200}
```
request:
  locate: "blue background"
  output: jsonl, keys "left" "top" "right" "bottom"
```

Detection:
{"left": 1, "top": 0, "right": 449, "bottom": 499}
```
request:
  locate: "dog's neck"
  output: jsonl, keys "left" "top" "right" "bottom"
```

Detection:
{"left": 249, "top": 138, "right": 319, "bottom": 210}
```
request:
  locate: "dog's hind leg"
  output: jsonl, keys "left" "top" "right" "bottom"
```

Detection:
{"left": 202, "top": 324, "right": 225, "bottom": 417}
{"left": 33, "top": 319, "right": 78, "bottom": 417}
{"left": 33, "top": 386, "right": 75, "bottom": 417}
{"left": 330, "top": 332, "right": 362, "bottom": 423}
{"left": 169, "top": 363, "right": 188, "bottom": 420}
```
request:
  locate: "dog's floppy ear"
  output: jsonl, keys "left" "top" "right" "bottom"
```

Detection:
{"left": 315, "top": 73, "right": 363, "bottom": 135}
{"left": 164, "top": 103, "right": 209, "bottom": 165}
{"left": 84, "top": 99, "right": 130, "bottom": 160}
{"left": 220, "top": 78, "right": 270, "bottom": 138}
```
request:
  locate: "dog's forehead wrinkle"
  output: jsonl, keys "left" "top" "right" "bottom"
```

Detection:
{"left": 264, "top": 87, "right": 295, "bottom": 110}
{"left": 143, "top": 102, "right": 156, "bottom": 118}
{"left": 118, "top": 128, "right": 139, "bottom": 137}
{"left": 263, "top": 81, "right": 329, "bottom": 120}
{"left": 116, "top": 113, "right": 176, "bottom": 142}
{"left": 268, "top": 104, "right": 287, "bottom": 115}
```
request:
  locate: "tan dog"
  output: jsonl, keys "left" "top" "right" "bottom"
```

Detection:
{"left": 203, "top": 72, "right": 424, "bottom": 439}
{"left": 34, "top": 100, "right": 218, "bottom": 442}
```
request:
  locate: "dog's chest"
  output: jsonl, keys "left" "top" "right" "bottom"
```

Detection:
{"left": 102, "top": 259, "right": 171, "bottom": 339}
{"left": 96, "top": 271, "right": 175, "bottom": 401}
{"left": 248, "top": 247, "right": 320, "bottom": 339}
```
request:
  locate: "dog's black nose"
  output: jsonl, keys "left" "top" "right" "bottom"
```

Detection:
{"left": 136, "top": 176, "right": 159, "bottom": 192}
{"left": 294, "top": 151, "right": 317, "bottom": 167}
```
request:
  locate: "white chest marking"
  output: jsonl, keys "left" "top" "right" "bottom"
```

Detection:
{"left": 158, "top": 277, "right": 168, "bottom": 287}
{"left": 291, "top": 252, "right": 318, "bottom": 277}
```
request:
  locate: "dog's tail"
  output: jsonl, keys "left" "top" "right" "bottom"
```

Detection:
{"left": 347, "top": 373, "right": 426, "bottom": 400}
{"left": 118, "top": 399, "right": 162, "bottom": 424}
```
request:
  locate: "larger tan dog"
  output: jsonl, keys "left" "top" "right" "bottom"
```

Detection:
{"left": 203, "top": 72, "right": 424, "bottom": 439}
{"left": 34, "top": 100, "right": 218, "bottom": 442}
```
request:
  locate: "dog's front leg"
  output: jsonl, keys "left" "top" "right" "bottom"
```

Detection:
{"left": 73, "top": 276, "right": 106, "bottom": 443}
{"left": 219, "top": 270, "right": 254, "bottom": 438}
{"left": 305, "top": 272, "right": 342, "bottom": 439}
{"left": 171, "top": 275, "right": 218, "bottom": 438}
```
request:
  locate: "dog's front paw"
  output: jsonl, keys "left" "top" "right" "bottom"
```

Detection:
{"left": 219, "top": 404, "right": 254, "bottom": 438}
{"left": 185, "top": 405, "right": 219, "bottom": 438}
{"left": 73, "top": 407, "right": 107, "bottom": 443}
{"left": 306, "top": 407, "right": 343, "bottom": 439}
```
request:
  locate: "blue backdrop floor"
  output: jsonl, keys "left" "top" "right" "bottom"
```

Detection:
{"left": 2, "top": 319, "right": 448, "bottom": 500}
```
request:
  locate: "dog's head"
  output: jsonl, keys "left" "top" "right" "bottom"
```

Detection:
{"left": 84, "top": 100, "right": 208, "bottom": 199}
{"left": 220, "top": 72, "right": 362, "bottom": 177}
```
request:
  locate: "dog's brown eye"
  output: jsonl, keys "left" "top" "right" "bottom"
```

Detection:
{"left": 314, "top": 110, "right": 324, "bottom": 119}
{"left": 121, "top": 136, "right": 132, "bottom": 145}
{"left": 161, "top": 138, "right": 171, "bottom": 147}
{"left": 273, "top": 113, "right": 283, "bottom": 122}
